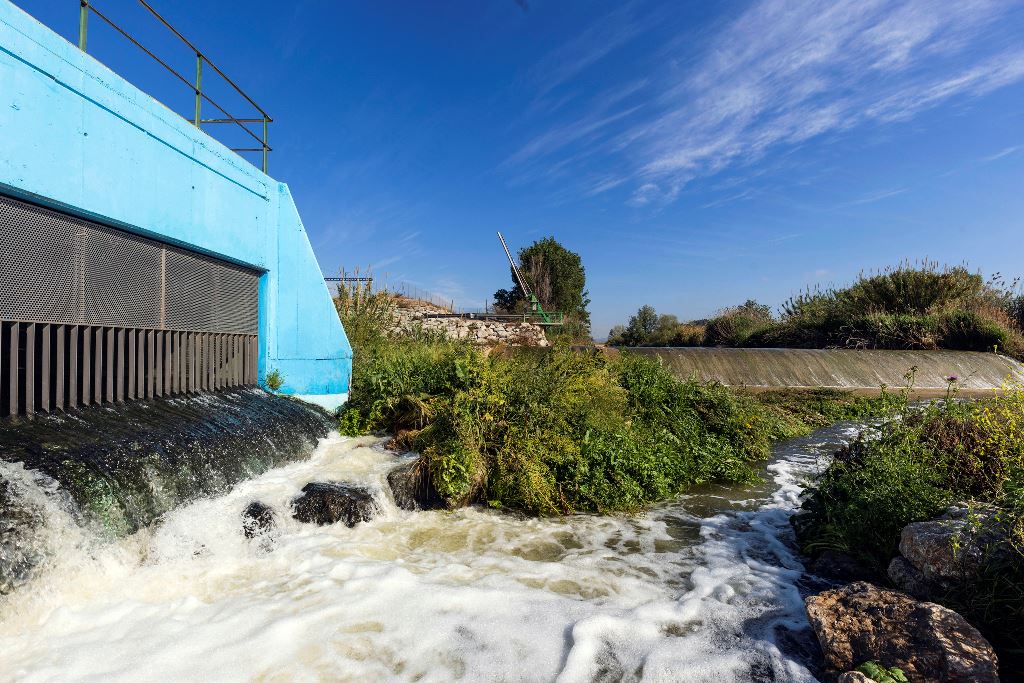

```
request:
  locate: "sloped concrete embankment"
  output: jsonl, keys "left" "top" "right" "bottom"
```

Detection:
{"left": 629, "top": 348, "right": 1024, "bottom": 394}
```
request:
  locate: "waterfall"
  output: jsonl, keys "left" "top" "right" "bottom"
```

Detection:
{"left": 0, "top": 389, "right": 334, "bottom": 593}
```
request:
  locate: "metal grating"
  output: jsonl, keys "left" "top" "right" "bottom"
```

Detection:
{"left": 0, "top": 194, "right": 259, "bottom": 334}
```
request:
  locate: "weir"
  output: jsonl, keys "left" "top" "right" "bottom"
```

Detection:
{"left": 0, "top": 0, "right": 351, "bottom": 416}
{"left": 630, "top": 347, "right": 1024, "bottom": 394}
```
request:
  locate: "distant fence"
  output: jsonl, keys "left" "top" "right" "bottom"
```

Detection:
{"left": 327, "top": 272, "right": 455, "bottom": 312}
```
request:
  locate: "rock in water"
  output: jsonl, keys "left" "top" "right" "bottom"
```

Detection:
{"left": 387, "top": 458, "right": 444, "bottom": 511}
{"left": 241, "top": 501, "right": 275, "bottom": 538}
{"left": 805, "top": 582, "right": 999, "bottom": 682}
{"left": 291, "top": 482, "right": 377, "bottom": 527}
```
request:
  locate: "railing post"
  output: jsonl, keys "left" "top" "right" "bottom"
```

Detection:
{"left": 194, "top": 54, "right": 203, "bottom": 127}
{"left": 78, "top": 1, "right": 89, "bottom": 52}
{"left": 262, "top": 116, "right": 269, "bottom": 173}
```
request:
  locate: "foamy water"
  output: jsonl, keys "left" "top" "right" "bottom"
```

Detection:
{"left": 0, "top": 425, "right": 861, "bottom": 682}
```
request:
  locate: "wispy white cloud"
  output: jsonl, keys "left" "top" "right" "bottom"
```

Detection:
{"left": 526, "top": 3, "right": 647, "bottom": 97}
{"left": 509, "top": 0, "right": 1024, "bottom": 205}
{"left": 981, "top": 145, "right": 1023, "bottom": 163}
{"left": 841, "top": 187, "right": 910, "bottom": 206}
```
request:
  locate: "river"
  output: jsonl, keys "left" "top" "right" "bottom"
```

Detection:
{"left": 0, "top": 424, "right": 862, "bottom": 682}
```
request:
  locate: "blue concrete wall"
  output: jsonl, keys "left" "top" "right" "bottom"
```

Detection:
{"left": 0, "top": 1, "right": 351, "bottom": 408}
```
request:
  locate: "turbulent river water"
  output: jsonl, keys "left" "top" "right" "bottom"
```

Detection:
{"left": 0, "top": 423, "right": 862, "bottom": 682}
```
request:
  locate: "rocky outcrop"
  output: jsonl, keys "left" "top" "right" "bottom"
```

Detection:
{"left": 387, "top": 458, "right": 445, "bottom": 511}
{"left": 388, "top": 299, "right": 550, "bottom": 347}
{"left": 887, "top": 504, "right": 1007, "bottom": 599}
{"left": 805, "top": 582, "right": 999, "bottom": 682}
{"left": 291, "top": 482, "right": 378, "bottom": 527}
{"left": 241, "top": 501, "right": 275, "bottom": 538}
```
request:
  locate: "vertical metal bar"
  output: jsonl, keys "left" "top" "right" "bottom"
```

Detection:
{"left": 262, "top": 117, "right": 268, "bottom": 173}
{"left": 40, "top": 324, "right": 50, "bottom": 413}
{"left": 78, "top": 0, "right": 89, "bottom": 52}
{"left": 8, "top": 323, "right": 19, "bottom": 417}
{"left": 189, "top": 332, "right": 196, "bottom": 393}
{"left": 146, "top": 330, "right": 154, "bottom": 399}
{"left": 56, "top": 325, "right": 65, "bottom": 412}
{"left": 106, "top": 328, "right": 114, "bottom": 404}
{"left": 82, "top": 326, "right": 91, "bottom": 405}
{"left": 155, "top": 331, "right": 163, "bottom": 397}
{"left": 205, "top": 333, "right": 212, "bottom": 390}
{"left": 210, "top": 335, "right": 217, "bottom": 393}
{"left": 229, "top": 335, "right": 235, "bottom": 386}
{"left": 137, "top": 330, "right": 145, "bottom": 398}
{"left": 214, "top": 334, "right": 221, "bottom": 389}
{"left": 176, "top": 331, "right": 183, "bottom": 394}
{"left": 69, "top": 326, "right": 78, "bottom": 410}
{"left": 128, "top": 329, "right": 136, "bottom": 400}
{"left": 163, "top": 331, "right": 171, "bottom": 395}
{"left": 116, "top": 328, "right": 125, "bottom": 403}
{"left": 194, "top": 55, "right": 203, "bottom": 127}
{"left": 25, "top": 323, "right": 35, "bottom": 416}
{"left": 94, "top": 327, "right": 103, "bottom": 405}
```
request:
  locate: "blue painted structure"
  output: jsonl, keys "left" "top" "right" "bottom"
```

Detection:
{"left": 0, "top": 1, "right": 351, "bottom": 409}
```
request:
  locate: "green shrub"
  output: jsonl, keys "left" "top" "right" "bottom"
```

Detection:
{"left": 837, "top": 262, "right": 983, "bottom": 316}
{"left": 937, "top": 310, "right": 1009, "bottom": 352}
{"left": 856, "top": 661, "right": 909, "bottom": 683}
{"left": 264, "top": 369, "right": 284, "bottom": 392}
{"left": 340, "top": 331, "right": 901, "bottom": 514}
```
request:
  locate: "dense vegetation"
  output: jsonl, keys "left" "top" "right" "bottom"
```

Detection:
{"left": 609, "top": 262, "right": 1024, "bottom": 359}
{"left": 493, "top": 236, "right": 591, "bottom": 339}
{"left": 795, "top": 382, "right": 1024, "bottom": 670}
{"left": 336, "top": 283, "right": 899, "bottom": 514}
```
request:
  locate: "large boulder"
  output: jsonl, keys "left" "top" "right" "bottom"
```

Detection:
{"left": 387, "top": 458, "right": 445, "bottom": 511}
{"left": 805, "top": 582, "right": 999, "bottom": 682}
{"left": 291, "top": 482, "right": 378, "bottom": 527}
{"left": 241, "top": 501, "right": 275, "bottom": 538}
{"left": 897, "top": 505, "right": 1003, "bottom": 584}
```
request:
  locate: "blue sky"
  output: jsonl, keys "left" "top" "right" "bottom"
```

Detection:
{"left": 17, "top": 0, "right": 1024, "bottom": 338}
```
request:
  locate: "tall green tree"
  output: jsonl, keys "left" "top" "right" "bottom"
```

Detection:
{"left": 493, "top": 236, "right": 591, "bottom": 335}
{"left": 624, "top": 305, "right": 659, "bottom": 345}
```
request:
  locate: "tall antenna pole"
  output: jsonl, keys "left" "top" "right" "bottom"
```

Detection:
{"left": 497, "top": 231, "right": 531, "bottom": 296}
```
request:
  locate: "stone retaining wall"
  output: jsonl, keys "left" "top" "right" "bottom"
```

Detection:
{"left": 389, "top": 300, "right": 549, "bottom": 347}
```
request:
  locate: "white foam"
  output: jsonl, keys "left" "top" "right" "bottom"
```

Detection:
{"left": 0, "top": 425, "right": 863, "bottom": 682}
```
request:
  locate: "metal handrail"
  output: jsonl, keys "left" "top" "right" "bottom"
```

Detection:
{"left": 77, "top": 0, "right": 273, "bottom": 173}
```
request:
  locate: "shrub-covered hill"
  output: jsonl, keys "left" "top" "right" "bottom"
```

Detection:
{"left": 609, "top": 262, "right": 1024, "bottom": 360}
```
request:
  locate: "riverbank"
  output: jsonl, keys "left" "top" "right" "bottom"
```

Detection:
{"left": 795, "top": 386, "right": 1024, "bottom": 679}
{"left": 338, "top": 333, "right": 904, "bottom": 515}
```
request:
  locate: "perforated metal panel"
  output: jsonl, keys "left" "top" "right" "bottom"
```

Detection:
{"left": 0, "top": 194, "right": 259, "bottom": 334}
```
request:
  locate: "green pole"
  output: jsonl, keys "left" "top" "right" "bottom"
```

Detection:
{"left": 193, "top": 55, "right": 203, "bottom": 127}
{"left": 262, "top": 117, "right": 268, "bottom": 174}
{"left": 78, "top": 0, "right": 88, "bottom": 52}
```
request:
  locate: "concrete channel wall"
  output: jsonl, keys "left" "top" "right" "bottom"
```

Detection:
{"left": 0, "top": 1, "right": 351, "bottom": 410}
{"left": 629, "top": 348, "right": 1024, "bottom": 395}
